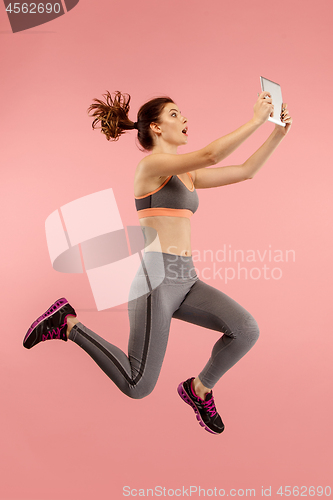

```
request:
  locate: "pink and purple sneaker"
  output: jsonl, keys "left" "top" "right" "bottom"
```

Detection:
{"left": 23, "top": 297, "right": 76, "bottom": 349}
{"left": 177, "top": 377, "right": 225, "bottom": 434}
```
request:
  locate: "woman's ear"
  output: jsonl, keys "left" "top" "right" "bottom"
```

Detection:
{"left": 150, "top": 122, "right": 161, "bottom": 136}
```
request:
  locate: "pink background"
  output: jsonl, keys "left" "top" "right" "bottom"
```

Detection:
{"left": 1, "top": 0, "right": 332, "bottom": 498}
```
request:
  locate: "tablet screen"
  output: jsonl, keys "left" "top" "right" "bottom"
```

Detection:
{"left": 260, "top": 77, "right": 285, "bottom": 127}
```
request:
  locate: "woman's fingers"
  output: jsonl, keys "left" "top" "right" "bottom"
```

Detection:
{"left": 254, "top": 92, "right": 276, "bottom": 123}
{"left": 280, "top": 103, "right": 291, "bottom": 123}
{"left": 261, "top": 93, "right": 273, "bottom": 105}
{"left": 281, "top": 111, "right": 292, "bottom": 124}
{"left": 282, "top": 114, "right": 291, "bottom": 121}
{"left": 281, "top": 103, "right": 290, "bottom": 117}
{"left": 259, "top": 91, "right": 271, "bottom": 100}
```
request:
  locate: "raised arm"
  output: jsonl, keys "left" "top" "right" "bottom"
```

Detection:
{"left": 194, "top": 104, "right": 292, "bottom": 188}
{"left": 139, "top": 92, "right": 274, "bottom": 178}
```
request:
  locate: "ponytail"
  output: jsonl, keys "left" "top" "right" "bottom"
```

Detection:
{"left": 87, "top": 91, "right": 135, "bottom": 142}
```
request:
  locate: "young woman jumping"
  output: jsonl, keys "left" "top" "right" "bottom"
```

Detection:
{"left": 23, "top": 90, "right": 292, "bottom": 434}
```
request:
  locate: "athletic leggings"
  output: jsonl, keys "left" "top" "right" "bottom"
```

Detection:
{"left": 69, "top": 252, "right": 260, "bottom": 399}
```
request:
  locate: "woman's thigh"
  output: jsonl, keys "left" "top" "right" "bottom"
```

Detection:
{"left": 172, "top": 278, "right": 258, "bottom": 339}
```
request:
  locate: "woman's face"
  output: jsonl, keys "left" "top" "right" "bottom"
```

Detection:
{"left": 152, "top": 102, "right": 188, "bottom": 147}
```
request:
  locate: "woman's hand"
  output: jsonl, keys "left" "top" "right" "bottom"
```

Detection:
{"left": 253, "top": 92, "right": 274, "bottom": 125}
{"left": 275, "top": 103, "right": 292, "bottom": 136}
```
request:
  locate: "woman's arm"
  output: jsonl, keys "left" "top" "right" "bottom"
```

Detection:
{"left": 139, "top": 92, "right": 274, "bottom": 178}
{"left": 194, "top": 104, "right": 292, "bottom": 188}
{"left": 204, "top": 92, "right": 275, "bottom": 164}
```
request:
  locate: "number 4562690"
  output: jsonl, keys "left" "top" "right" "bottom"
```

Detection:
{"left": 277, "top": 485, "right": 331, "bottom": 496}
{"left": 6, "top": 3, "right": 61, "bottom": 14}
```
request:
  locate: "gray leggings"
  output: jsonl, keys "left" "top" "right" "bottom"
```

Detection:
{"left": 69, "top": 252, "right": 259, "bottom": 399}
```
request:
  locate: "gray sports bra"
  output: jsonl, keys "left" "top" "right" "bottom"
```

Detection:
{"left": 135, "top": 172, "right": 199, "bottom": 219}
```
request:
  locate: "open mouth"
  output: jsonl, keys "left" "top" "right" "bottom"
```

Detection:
{"left": 182, "top": 127, "right": 188, "bottom": 135}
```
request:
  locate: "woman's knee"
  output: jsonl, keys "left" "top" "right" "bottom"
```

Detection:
{"left": 126, "top": 381, "right": 156, "bottom": 400}
{"left": 244, "top": 314, "right": 260, "bottom": 344}
{"left": 130, "top": 389, "right": 153, "bottom": 400}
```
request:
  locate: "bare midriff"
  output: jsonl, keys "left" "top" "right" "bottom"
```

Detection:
{"left": 139, "top": 215, "right": 192, "bottom": 257}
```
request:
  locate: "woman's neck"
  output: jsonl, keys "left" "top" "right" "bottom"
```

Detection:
{"left": 151, "top": 141, "right": 178, "bottom": 155}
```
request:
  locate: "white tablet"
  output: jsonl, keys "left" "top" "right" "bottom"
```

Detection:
{"left": 260, "top": 76, "right": 285, "bottom": 127}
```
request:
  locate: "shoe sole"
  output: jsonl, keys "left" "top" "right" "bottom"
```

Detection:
{"left": 177, "top": 382, "right": 224, "bottom": 435}
{"left": 23, "top": 297, "right": 70, "bottom": 348}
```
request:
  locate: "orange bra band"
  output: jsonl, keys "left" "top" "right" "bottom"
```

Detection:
{"left": 136, "top": 208, "right": 193, "bottom": 219}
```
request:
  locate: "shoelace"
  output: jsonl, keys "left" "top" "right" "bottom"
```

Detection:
{"left": 42, "top": 321, "right": 67, "bottom": 341}
{"left": 42, "top": 327, "right": 62, "bottom": 341}
{"left": 203, "top": 396, "right": 217, "bottom": 417}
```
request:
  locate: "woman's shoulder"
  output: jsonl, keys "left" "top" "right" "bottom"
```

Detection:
{"left": 137, "top": 154, "right": 196, "bottom": 181}
{"left": 137, "top": 153, "right": 163, "bottom": 170}
{"left": 135, "top": 153, "right": 196, "bottom": 183}
{"left": 136, "top": 154, "right": 165, "bottom": 180}
{"left": 134, "top": 156, "right": 169, "bottom": 198}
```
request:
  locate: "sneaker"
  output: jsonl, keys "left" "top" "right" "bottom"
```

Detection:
{"left": 23, "top": 297, "right": 76, "bottom": 349}
{"left": 177, "top": 377, "right": 225, "bottom": 434}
